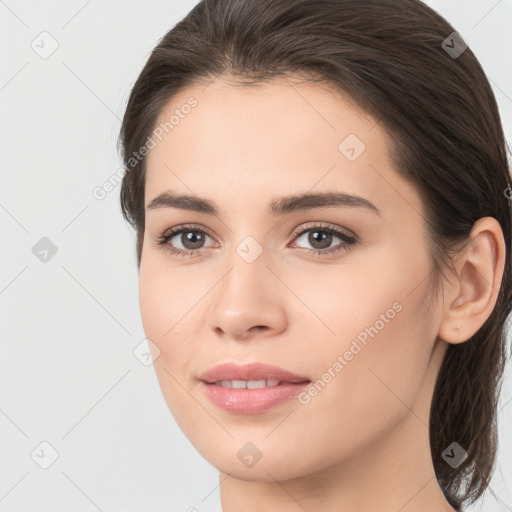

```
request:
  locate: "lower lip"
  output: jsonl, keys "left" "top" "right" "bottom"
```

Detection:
{"left": 200, "top": 381, "right": 311, "bottom": 414}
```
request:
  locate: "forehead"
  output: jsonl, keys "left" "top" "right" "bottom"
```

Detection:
{"left": 147, "top": 76, "right": 377, "bottom": 167}
{"left": 144, "top": 76, "right": 423, "bottom": 221}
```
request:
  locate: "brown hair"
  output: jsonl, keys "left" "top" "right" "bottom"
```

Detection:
{"left": 118, "top": 0, "right": 512, "bottom": 507}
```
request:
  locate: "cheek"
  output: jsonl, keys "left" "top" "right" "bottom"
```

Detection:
{"left": 138, "top": 267, "right": 167, "bottom": 348}
{"left": 138, "top": 269, "right": 202, "bottom": 433}
{"left": 138, "top": 259, "right": 197, "bottom": 346}
{"left": 318, "top": 286, "right": 433, "bottom": 431}
{"left": 272, "top": 291, "right": 434, "bottom": 474}
{"left": 299, "top": 244, "right": 435, "bottom": 420}
{"left": 302, "top": 238, "right": 432, "bottom": 363}
{"left": 138, "top": 262, "right": 203, "bottom": 392}
{"left": 138, "top": 266, "right": 188, "bottom": 379}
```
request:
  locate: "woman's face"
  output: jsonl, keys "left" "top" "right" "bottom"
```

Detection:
{"left": 140, "top": 77, "right": 447, "bottom": 481}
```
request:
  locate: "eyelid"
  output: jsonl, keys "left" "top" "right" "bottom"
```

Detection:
{"left": 161, "top": 223, "right": 213, "bottom": 240}
{"left": 290, "top": 221, "right": 356, "bottom": 241}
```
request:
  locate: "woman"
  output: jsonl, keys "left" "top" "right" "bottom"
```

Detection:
{"left": 118, "top": 0, "right": 511, "bottom": 510}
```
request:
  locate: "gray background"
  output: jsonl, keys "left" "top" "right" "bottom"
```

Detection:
{"left": 0, "top": 1, "right": 511, "bottom": 510}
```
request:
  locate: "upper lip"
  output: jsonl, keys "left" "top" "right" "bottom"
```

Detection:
{"left": 198, "top": 362, "right": 310, "bottom": 384}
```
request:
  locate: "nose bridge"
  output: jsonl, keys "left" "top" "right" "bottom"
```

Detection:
{"left": 221, "top": 232, "right": 271, "bottom": 299}
{"left": 207, "top": 228, "right": 287, "bottom": 338}
{"left": 218, "top": 207, "right": 290, "bottom": 296}
{"left": 220, "top": 208, "right": 271, "bottom": 276}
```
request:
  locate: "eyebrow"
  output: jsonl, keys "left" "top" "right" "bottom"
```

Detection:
{"left": 146, "top": 190, "right": 381, "bottom": 217}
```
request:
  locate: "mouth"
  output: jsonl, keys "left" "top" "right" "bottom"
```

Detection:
{"left": 210, "top": 379, "right": 305, "bottom": 388}
{"left": 197, "top": 362, "right": 311, "bottom": 414}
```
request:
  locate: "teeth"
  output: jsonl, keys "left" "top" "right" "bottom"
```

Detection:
{"left": 217, "top": 379, "right": 281, "bottom": 389}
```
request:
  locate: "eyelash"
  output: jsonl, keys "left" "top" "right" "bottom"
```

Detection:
{"left": 155, "top": 222, "right": 358, "bottom": 259}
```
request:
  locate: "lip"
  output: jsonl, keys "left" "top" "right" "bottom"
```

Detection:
{"left": 198, "top": 362, "right": 310, "bottom": 384}
{"left": 197, "top": 362, "right": 311, "bottom": 415}
{"left": 199, "top": 381, "right": 310, "bottom": 414}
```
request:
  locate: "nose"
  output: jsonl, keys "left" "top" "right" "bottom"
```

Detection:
{"left": 224, "top": 324, "right": 270, "bottom": 341}
{"left": 207, "top": 251, "right": 288, "bottom": 342}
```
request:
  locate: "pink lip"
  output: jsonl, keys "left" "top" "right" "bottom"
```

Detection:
{"left": 197, "top": 362, "right": 310, "bottom": 384}
{"left": 197, "top": 362, "right": 311, "bottom": 415}
{"left": 200, "top": 381, "right": 310, "bottom": 414}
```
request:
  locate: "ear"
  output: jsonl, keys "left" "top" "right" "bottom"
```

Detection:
{"left": 438, "top": 217, "right": 506, "bottom": 344}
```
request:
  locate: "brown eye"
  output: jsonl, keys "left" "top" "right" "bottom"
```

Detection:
{"left": 173, "top": 230, "right": 208, "bottom": 250}
{"left": 156, "top": 222, "right": 358, "bottom": 259}
{"left": 291, "top": 223, "right": 358, "bottom": 256}
{"left": 156, "top": 225, "right": 214, "bottom": 258}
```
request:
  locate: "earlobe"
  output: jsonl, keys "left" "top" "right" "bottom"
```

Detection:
{"left": 438, "top": 217, "right": 506, "bottom": 345}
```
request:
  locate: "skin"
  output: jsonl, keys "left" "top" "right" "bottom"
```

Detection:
{"left": 139, "top": 75, "right": 505, "bottom": 512}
